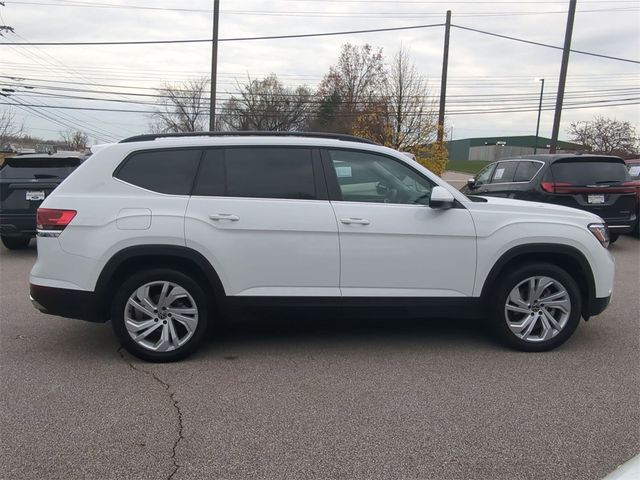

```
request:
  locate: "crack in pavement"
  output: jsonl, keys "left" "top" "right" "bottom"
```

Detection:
{"left": 118, "top": 347, "right": 184, "bottom": 480}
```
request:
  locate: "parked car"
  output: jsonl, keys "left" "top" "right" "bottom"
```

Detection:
{"left": 461, "top": 154, "right": 637, "bottom": 243}
{"left": 625, "top": 159, "right": 640, "bottom": 237}
{"left": 30, "top": 132, "right": 614, "bottom": 362}
{"left": 0, "top": 152, "right": 85, "bottom": 249}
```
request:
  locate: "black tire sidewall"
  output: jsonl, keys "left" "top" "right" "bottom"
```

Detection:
{"left": 490, "top": 263, "right": 582, "bottom": 352}
{"left": 111, "top": 268, "right": 209, "bottom": 362}
{"left": 1, "top": 236, "right": 31, "bottom": 250}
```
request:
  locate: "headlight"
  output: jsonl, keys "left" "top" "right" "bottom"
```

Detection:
{"left": 588, "top": 223, "right": 610, "bottom": 248}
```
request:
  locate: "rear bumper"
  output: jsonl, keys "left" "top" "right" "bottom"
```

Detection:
{"left": 0, "top": 214, "right": 36, "bottom": 237}
{"left": 29, "top": 283, "right": 107, "bottom": 323}
{"left": 601, "top": 213, "right": 636, "bottom": 234}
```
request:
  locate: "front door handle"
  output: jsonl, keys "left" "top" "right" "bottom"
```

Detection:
{"left": 340, "top": 217, "right": 370, "bottom": 225}
{"left": 209, "top": 213, "right": 239, "bottom": 221}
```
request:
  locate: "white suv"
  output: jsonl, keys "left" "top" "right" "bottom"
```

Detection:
{"left": 29, "top": 132, "right": 614, "bottom": 362}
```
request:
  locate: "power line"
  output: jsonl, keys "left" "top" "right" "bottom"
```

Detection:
{"left": 6, "top": 1, "right": 639, "bottom": 17}
{"left": 0, "top": 23, "right": 445, "bottom": 46}
{"left": 2, "top": 96, "right": 638, "bottom": 116}
{"left": 452, "top": 24, "right": 640, "bottom": 64}
{"left": 2, "top": 22, "right": 637, "bottom": 66}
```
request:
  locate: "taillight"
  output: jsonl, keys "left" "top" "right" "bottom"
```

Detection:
{"left": 540, "top": 182, "right": 554, "bottom": 193}
{"left": 36, "top": 208, "right": 77, "bottom": 231}
{"left": 540, "top": 182, "right": 572, "bottom": 193}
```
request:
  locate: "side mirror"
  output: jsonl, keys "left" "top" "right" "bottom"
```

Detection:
{"left": 429, "top": 186, "right": 455, "bottom": 209}
{"left": 467, "top": 178, "right": 477, "bottom": 189}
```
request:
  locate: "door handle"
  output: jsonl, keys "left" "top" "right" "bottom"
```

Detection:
{"left": 209, "top": 213, "right": 239, "bottom": 221}
{"left": 340, "top": 218, "right": 370, "bottom": 225}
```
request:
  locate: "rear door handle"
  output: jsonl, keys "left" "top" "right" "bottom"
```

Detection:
{"left": 340, "top": 218, "right": 370, "bottom": 225}
{"left": 209, "top": 213, "right": 239, "bottom": 221}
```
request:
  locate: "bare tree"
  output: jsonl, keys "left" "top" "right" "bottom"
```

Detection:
{"left": 151, "top": 77, "right": 209, "bottom": 133}
{"left": 0, "top": 107, "right": 23, "bottom": 148}
{"left": 314, "top": 43, "right": 386, "bottom": 133}
{"left": 353, "top": 46, "right": 438, "bottom": 150}
{"left": 219, "top": 74, "right": 312, "bottom": 131}
{"left": 60, "top": 129, "right": 89, "bottom": 151}
{"left": 385, "top": 46, "right": 438, "bottom": 149}
{"left": 568, "top": 116, "right": 639, "bottom": 158}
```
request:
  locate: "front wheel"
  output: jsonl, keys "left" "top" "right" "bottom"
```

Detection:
{"left": 609, "top": 233, "right": 620, "bottom": 244}
{"left": 1, "top": 235, "right": 31, "bottom": 250}
{"left": 112, "top": 268, "right": 209, "bottom": 362}
{"left": 489, "top": 263, "right": 582, "bottom": 352}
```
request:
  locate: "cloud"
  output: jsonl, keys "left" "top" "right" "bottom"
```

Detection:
{"left": 1, "top": 0, "right": 638, "bottom": 142}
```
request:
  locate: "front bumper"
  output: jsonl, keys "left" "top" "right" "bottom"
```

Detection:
{"left": 584, "top": 294, "right": 611, "bottom": 320}
{"left": 29, "top": 283, "right": 107, "bottom": 323}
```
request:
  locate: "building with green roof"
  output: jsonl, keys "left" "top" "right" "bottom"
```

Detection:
{"left": 446, "top": 135, "right": 585, "bottom": 161}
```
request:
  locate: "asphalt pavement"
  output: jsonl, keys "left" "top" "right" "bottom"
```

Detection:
{"left": 1, "top": 237, "right": 638, "bottom": 480}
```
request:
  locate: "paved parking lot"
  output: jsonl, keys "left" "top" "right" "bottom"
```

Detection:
{"left": 1, "top": 237, "right": 638, "bottom": 480}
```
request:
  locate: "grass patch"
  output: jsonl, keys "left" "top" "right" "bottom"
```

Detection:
{"left": 446, "top": 160, "right": 491, "bottom": 174}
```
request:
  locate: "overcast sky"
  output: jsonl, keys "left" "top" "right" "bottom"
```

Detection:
{"left": 1, "top": 0, "right": 639, "bottom": 144}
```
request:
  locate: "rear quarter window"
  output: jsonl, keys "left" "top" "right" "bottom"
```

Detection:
{"left": 115, "top": 149, "right": 201, "bottom": 195}
{"left": 513, "top": 161, "right": 542, "bottom": 182}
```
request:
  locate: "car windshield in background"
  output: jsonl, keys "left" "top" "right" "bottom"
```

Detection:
{"left": 628, "top": 163, "right": 640, "bottom": 179}
{"left": 0, "top": 158, "right": 81, "bottom": 179}
{"left": 550, "top": 159, "right": 631, "bottom": 186}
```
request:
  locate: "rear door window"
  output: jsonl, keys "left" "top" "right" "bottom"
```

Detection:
{"left": 0, "top": 158, "right": 81, "bottom": 179}
{"left": 193, "top": 147, "right": 316, "bottom": 200}
{"left": 115, "top": 149, "right": 201, "bottom": 195}
{"left": 513, "top": 161, "right": 542, "bottom": 182}
{"left": 551, "top": 159, "right": 631, "bottom": 186}
{"left": 490, "top": 161, "right": 518, "bottom": 183}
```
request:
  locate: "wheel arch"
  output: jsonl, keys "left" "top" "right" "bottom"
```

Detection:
{"left": 480, "top": 243, "right": 596, "bottom": 318}
{"left": 95, "top": 245, "right": 226, "bottom": 316}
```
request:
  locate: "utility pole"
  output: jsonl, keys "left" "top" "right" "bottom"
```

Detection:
{"left": 209, "top": 0, "right": 220, "bottom": 131}
{"left": 437, "top": 10, "right": 451, "bottom": 143}
{"left": 549, "top": 0, "right": 576, "bottom": 153}
{"left": 534, "top": 78, "right": 544, "bottom": 154}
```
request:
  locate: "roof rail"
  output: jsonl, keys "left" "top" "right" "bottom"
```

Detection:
{"left": 119, "top": 131, "right": 377, "bottom": 145}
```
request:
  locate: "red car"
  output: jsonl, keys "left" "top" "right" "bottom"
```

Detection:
{"left": 625, "top": 159, "right": 640, "bottom": 237}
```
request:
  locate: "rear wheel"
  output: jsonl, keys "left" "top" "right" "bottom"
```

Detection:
{"left": 112, "top": 268, "right": 209, "bottom": 362}
{"left": 1, "top": 235, "right": 31, "bottom": 250}
{"left": 490, "top": 263, "right": 582, "bottom": 352}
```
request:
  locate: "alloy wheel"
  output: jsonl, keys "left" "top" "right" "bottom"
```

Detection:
{"left": 504, "top": 276, "right": 571, "bottom": 343}
{"left": 124, "top": 281, "right": 199, "bottom": 352}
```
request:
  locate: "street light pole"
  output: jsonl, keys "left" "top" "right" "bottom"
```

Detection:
{"left": 534, "top": 78, "right": 544, "bottom": 154}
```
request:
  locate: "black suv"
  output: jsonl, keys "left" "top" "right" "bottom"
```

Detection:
{"left": 0, "top": 153, "right": 84, "bottom": 249}
{"left": 460, "top": 154, "right": 637, "bottom": 242}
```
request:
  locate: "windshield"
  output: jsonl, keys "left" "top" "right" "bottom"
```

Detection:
{"left": 628, "top": 163, "right": 640, "bottom": 180}
{"left": 550, "top": 159, "right": 631, "bottom": 185}
{"left": 0, "top": 158, "right": 81, "bottom": 180}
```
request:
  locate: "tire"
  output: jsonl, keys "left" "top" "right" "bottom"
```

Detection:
{"left": 609, "top": 233, "right": 620, "bottom": 244}
{"left": 112, "top": 268, "right": 209, "bottom": 362}
{"left": 489, "top": 262, "right": 582, "bottom": 352}
{"left": 1, "top": 235, "right": 31, "bottom": 250}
